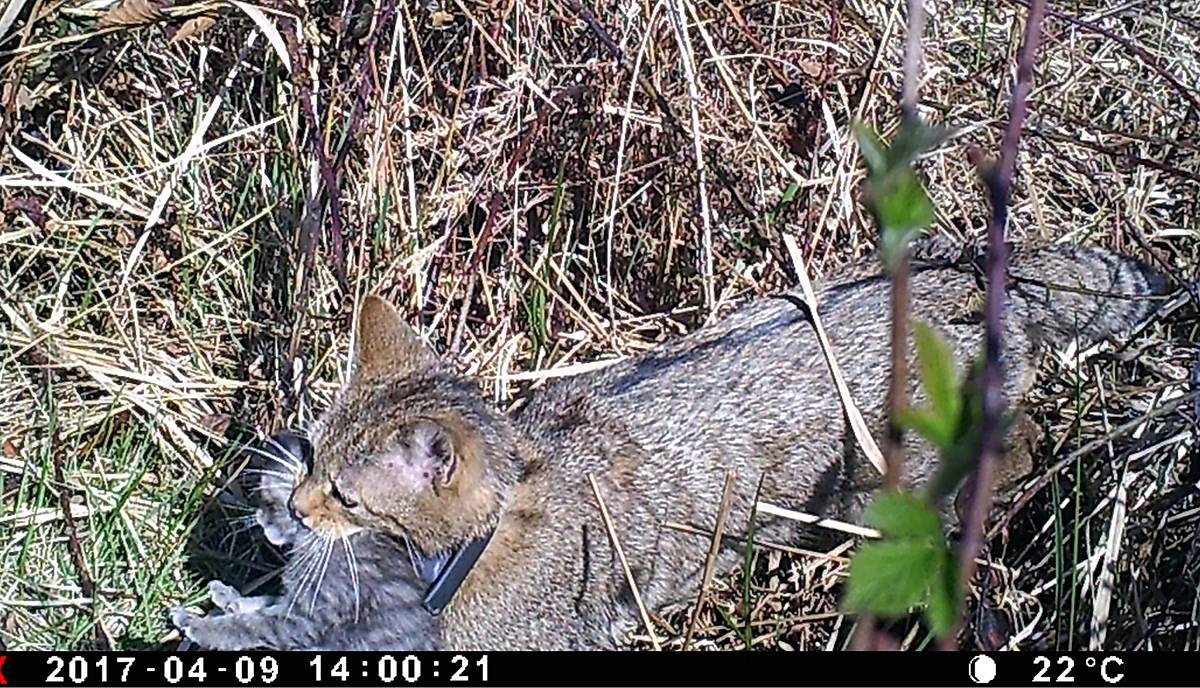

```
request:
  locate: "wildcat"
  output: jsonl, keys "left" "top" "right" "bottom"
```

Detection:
{"left": 175, "top": 240, "right": 1163, "bottom": 649}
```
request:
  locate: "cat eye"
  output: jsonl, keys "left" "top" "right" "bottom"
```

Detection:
{"left": 330, "top": 482, "right": 359, "bottom": 509}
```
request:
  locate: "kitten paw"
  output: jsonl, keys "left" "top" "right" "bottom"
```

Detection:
{"left": 172, "top": 608, "right": 230, "bottom": 650}
{"left": 171, "top": 607, "right": 200, "bottom": 631}
{"left": 207, "top": 581, "right": 242, "bottom": 611}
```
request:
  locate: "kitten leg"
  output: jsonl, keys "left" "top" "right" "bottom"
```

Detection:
{"left": 172, "top": 606, "right": 310, "bottom": 651}
{"left": 207, "top": 580, "right": 276, "bottom": 615}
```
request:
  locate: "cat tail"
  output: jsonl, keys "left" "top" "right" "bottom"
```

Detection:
{"left": 1007, "top": 244, "right": 1168, "bottom": 350}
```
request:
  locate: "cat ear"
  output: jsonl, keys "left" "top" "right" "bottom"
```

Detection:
{"left": 353, "top": 294, "right": 439, "bottom": 380}
{"left": 406, "top": 420, "right": 461, "bottom": 492}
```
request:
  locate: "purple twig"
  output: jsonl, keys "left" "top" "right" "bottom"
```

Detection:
{"left": 900, "top": 0, "right": 925, "bottom": 120}
{"left": 945, "top": 0, "right": 1048, "bottom": 650}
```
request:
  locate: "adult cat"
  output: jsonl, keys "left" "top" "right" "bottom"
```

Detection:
{"left": 175, "top": 242, "right": 1162, "bottom": 649}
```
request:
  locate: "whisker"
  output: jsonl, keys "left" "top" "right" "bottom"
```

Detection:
{"left": 248, "top": 485, "right": 291, "bottom": 498}
{"left": 261, "top": 435, "right": 307, "bottom": 471}
{"left": 308, "top": 537, "right": 336, "bottom": 614}
{"left": 288, "top": 543, "right": 321, "bottom": 586}
{"left": 342, "top": 537, "right": 361, "bottom": 624}
{"left": 285, "top": 551, "right": 322, "bottom": 619}
{"left": 403, "top": 535, "right": 420, "bottom": 578}
{"left": 244, "top": 467, "right": 297, "bottom": 482}
{"left": 241, "top": 444, "right": 303, "bottom": 474}
{"left": 284, "top": 537, "right": 327, "bottom": 620}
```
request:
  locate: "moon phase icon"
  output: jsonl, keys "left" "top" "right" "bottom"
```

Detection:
{"left": 969, "top": 654, "right": 997, "bottom": 684}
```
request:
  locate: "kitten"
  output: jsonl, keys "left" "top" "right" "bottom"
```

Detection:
{"left": 173, "top": 433, "right": 435, "bottom": 650}
{"left": 176, "top": 241, "right": 1163, "bottom": 649}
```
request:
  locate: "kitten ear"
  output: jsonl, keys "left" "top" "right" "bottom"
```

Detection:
{"left": 353, "top": 294, "right": 439, "bottom": 380}
{"left": 407, "top": 420, "right": 461, "bottom": 492}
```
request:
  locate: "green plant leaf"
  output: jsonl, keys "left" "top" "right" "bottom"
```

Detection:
{"left": 925, "top": 354, "right": 985, "bottom": 501}
{"left": 876, "top": 171, "right": 935, "bottom": 235}
{"left": 914, "top": 321, "right": 962, "bottom": 425}
{"left": 888, "top": 117, "right": 949, "bottom": 170}
{"left": 897, "top": 407, "right": 955, "bottom": 449}
{"left": 872, "top": 170, "right": 934, "bottom": 267}
{"left": 864, "top": 490, "right": 942, "bottom": 540}
{"left": 925, "top": 544, "right": 961, "bottom": 637}
{"left": 854, "top": 118, "right": 942, "bottom": 266}
{"left": 899, "top": 322, "right": 972, "bottom": 460}
{"left": 852, "top": 122, "right": 888, "bottom": 177}
{"left": 844, "top": 493, "right": 962, "bottom": 638}
{"left": 843, "top": 540, "right": 938, "bottom": 616}
{"left": 854, "top": 117, "right": 949, "bottom": 177}
{"left": 766, "top": 181, "right": 802, "bottom": 228}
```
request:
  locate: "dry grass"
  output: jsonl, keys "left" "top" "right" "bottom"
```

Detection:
{"left": 0, "top": 0, "right": 1197, "bottom": 650}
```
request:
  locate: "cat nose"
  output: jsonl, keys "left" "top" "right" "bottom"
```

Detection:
{"left": 287, "top": 492, "right": 308, "bottom": 522}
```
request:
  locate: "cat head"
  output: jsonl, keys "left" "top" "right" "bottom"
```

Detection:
{"left": 290, "top": 295, "right": 522, "bottom": 553}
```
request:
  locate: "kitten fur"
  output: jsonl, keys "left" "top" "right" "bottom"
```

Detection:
{"left": 176, "top": 240, "right": 1163, "bottom": 650}
{"left": 173, "top": 434, "right": 435, "bottom": 650}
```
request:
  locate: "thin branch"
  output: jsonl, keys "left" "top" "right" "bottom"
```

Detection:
{"left": 564, "top": 0, "right": 623, "bottom": 60}
{"left": 886, "top": 0, "right": 925, "bottom": 489}
{"left": 333, "top": 0, "right": 399, "bottom": 175}
{"left": 296, "top": 68, "right": 350, "bottom": 296}
{"left": 868, "top": 2, "right": 925, "bottom": 653}
{"left": 884, "top": 258, "right": 909, "bottom": 489}
{"left": 900, "top": 0, "right": 925, "bottom": 119}
{"left": 947, "top": 0, "right": 1048, "bottom": 650}
{"left": 1029, "top": 128, "right": 1200, "bottom": 185}
{"left": 43, "top": 377, "right": 111, "bottom": 651}
{"left": 281, "top": 16, "right": 331, "bottom": 391}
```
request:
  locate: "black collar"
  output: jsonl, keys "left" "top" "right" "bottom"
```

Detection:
{"left": 410, "top": 529, "right": 495, "bottom": 616}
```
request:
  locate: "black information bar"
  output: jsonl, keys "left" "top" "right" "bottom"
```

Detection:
{"left": 0, "top": 651, "right": 1182, "bottom": 687}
